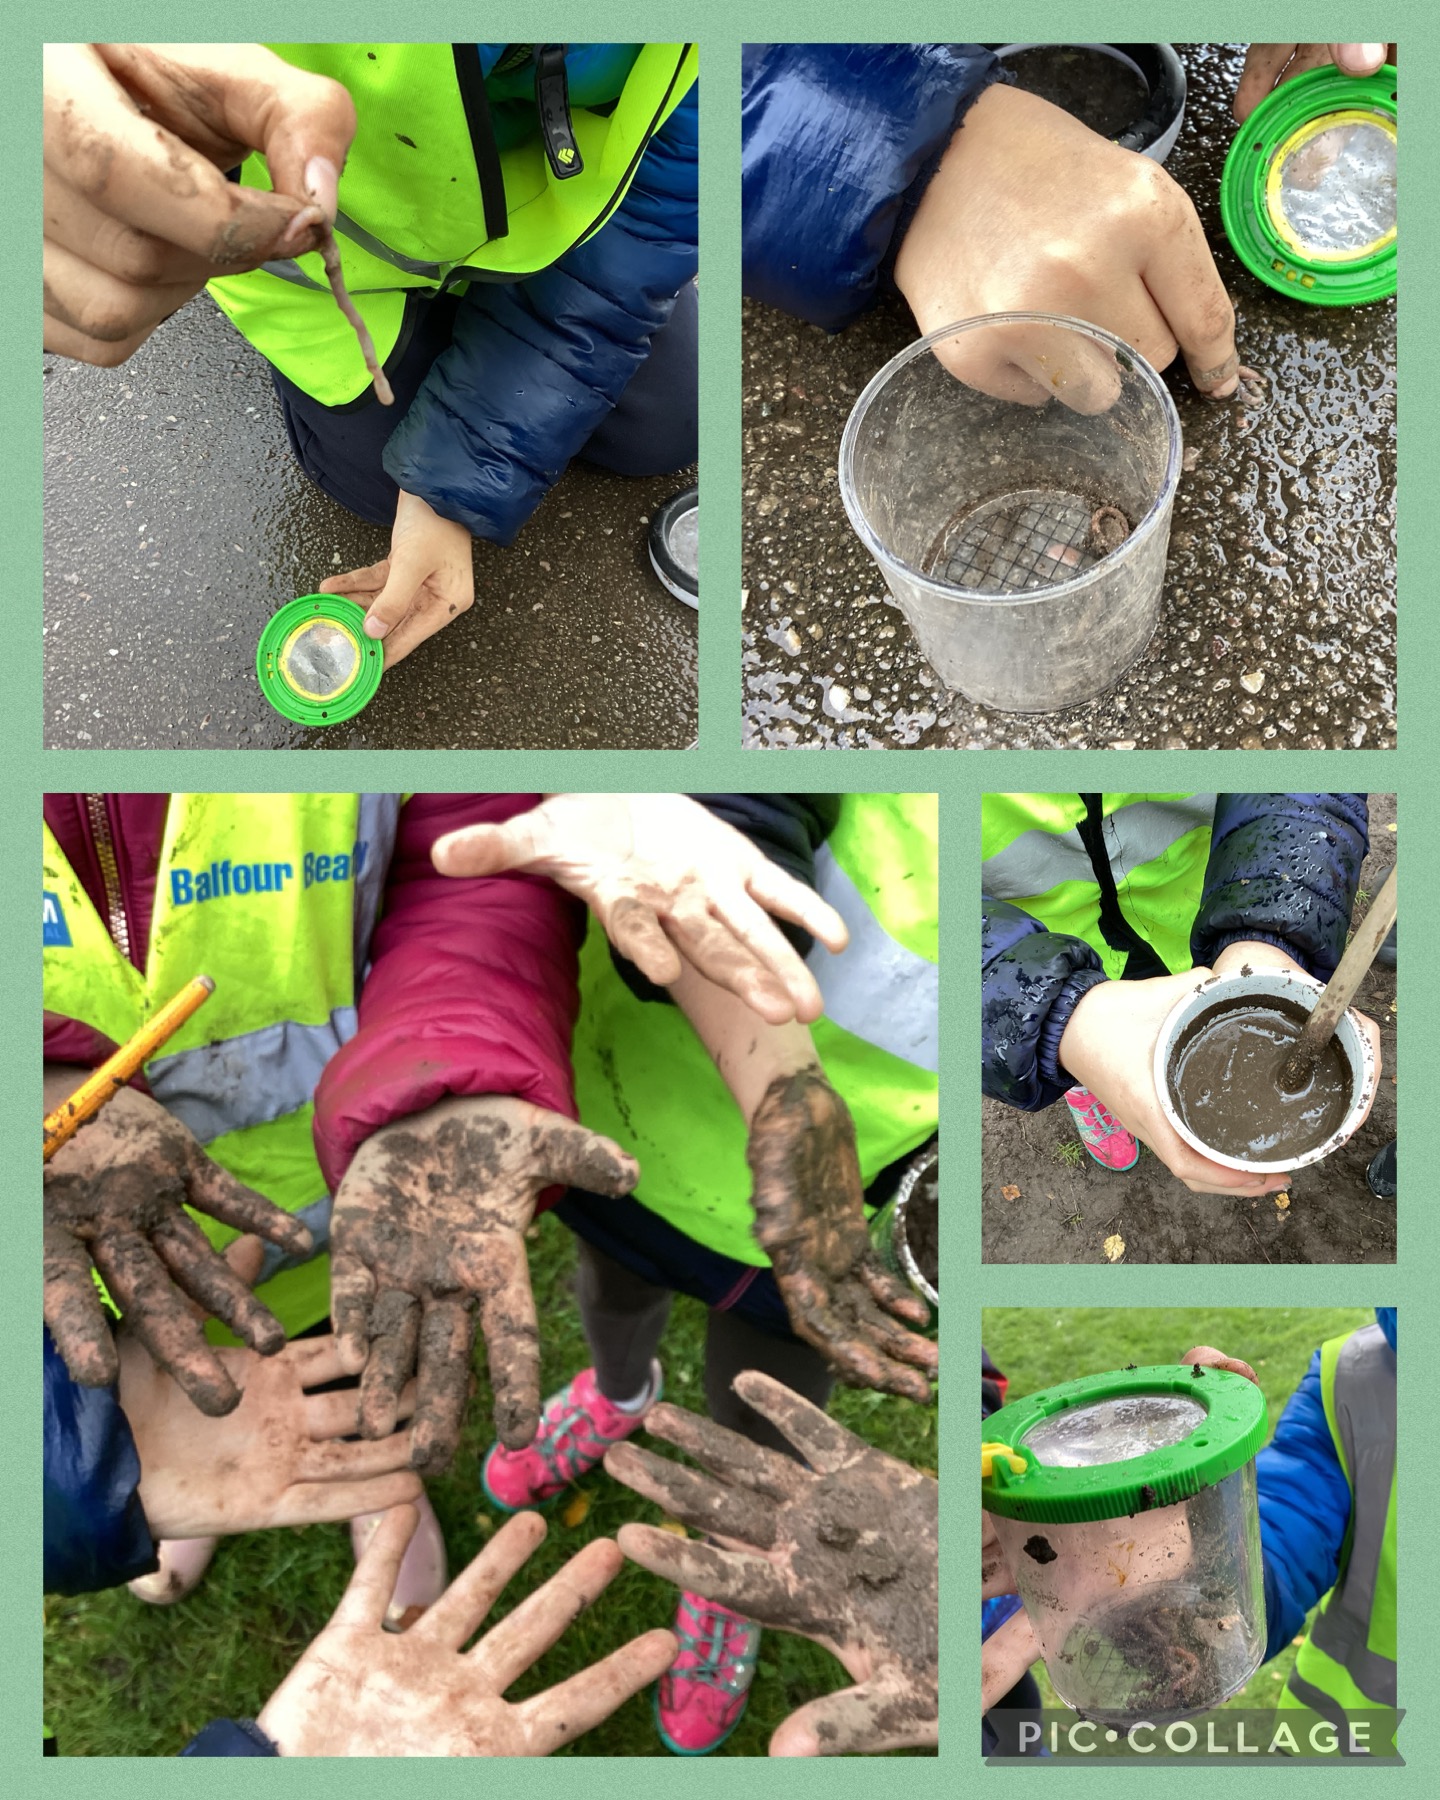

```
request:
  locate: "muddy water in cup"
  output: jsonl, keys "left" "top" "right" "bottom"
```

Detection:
{"left": 1167, "top": 995, "right": 1350, "bottom": 1160}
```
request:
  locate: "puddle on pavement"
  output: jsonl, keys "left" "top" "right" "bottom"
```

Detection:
{"left": 742, "top": 41, "right": 1395, "bottom": 748}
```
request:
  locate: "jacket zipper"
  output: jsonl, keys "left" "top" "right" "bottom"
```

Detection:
{"left": 85, "top": 794, "right": 132, "bottom": 964}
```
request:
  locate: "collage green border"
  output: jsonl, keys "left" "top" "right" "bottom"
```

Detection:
{"left": 12, "top": 2, "right": 1431, "bottom": 1787}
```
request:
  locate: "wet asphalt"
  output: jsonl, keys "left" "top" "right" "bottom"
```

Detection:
{"left": 742, "top": 42, "right": 1396, "bottom": 748}
{"left": 44, "top": 301, "right": 697, "bottom": 750}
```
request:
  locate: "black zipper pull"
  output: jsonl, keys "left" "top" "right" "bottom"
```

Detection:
{"left": 535, "top": 44, "right": 584, "bottom": 179}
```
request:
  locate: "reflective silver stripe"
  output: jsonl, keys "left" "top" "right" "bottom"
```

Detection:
{"left": 1285, "top": 1669, "right": 1367, "bottom": 1735}
{"left": 806, "top": 846, "right": 938, "bottom": 1073}
{"left": 982, "top": 824, "right": 1090, "bottom": 900}
{"left": 147, "top": 1008, "right": 358, "bottom": 1144}
{"left": 1102, "top": 796, "right": 1217, "bottom": 879}
{"left": 1304, "top": 1324, "right": 1397, "bottom": 1705}
{"left": 354, "top": 794, "right": 401, "bottom": 977}
{"left": 336, "top": 209, "right": 447, "bottom": 278}
{"left": 258, "top": 1194, "right": 333, "bottom": 1283}
{"left": 983, "top": 797, "right": 1217, "bottom": 902}
{"left": 259, "top": 258, "right": 328, "bottom": 290}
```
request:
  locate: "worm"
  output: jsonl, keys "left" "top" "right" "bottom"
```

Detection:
{"left": 310, "top": 204, "right": 394, "bottom": 407}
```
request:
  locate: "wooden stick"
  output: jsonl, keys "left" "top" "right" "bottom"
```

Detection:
{"left": 43, "top": 976, "right": 215, "bottom": 1161}
{"left": 1278, "top": 864, "right": 1397, "bottom": 1092}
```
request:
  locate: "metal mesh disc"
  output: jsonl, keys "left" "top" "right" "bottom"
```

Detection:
{"left": 922, "top": 488, "right": 1106, "bottom": 593}
{"left": 1273, "top": 115, "right": 1396, "bottom": 258}
{"left": 279, "top": 618, "right": 361, "bottom": 701}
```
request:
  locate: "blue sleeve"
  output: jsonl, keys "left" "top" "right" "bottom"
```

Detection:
{"left": 1257, "top": 1350, "right": 1352, "bottom": 1660}
{"left": 742, "top": 43, "right": 1005, "bottom": 330}
{"left": 383, "top": 85, "right": 698, "bottom": 542}
{"left": 981, "top": 898, "right": 1106, "bottom": 1110}
{"left": 1192, "top": 794, "right": 1369, "bottom": 980}
{"left": 182, "top": 1720, "right": 280, "bottom": 1756}
{"left": 44, "top": 1329, "right": 157, "bottom": 1596}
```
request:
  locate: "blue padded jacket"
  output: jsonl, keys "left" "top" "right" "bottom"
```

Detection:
{"left": 43, "top": 1330, "right": 156, "bottom": 1597}
{"left": 1257, "top": 1308, "right": 1396, "bottom": 1661}
{"left": 383, "top": 53, "right": 698, "bottom": 544}
{"left": 742, "top": 43, "right": 1004, "bottom": 330}
{"left": 980, "top": 793, "right": 1370, "bottom": 1110}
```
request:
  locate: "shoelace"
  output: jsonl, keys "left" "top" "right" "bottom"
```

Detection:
{"left": 1077, "top": 1097, "right": 1120, "bottom": 1137}
{"left": 671, "top": 1603, "right": 757, "bottom": 1694}
{"left": 532, "top": 1397, "right": 606, "bottom": 1485}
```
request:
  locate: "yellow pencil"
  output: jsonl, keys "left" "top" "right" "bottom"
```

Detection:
{"left": 43, "top": 975, "right": 216, "bottom": 1162}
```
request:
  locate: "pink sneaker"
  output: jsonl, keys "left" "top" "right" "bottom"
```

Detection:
{"left": 656, "top": 1592, "right": 760, "bottom": 1755}
{"left": 1064, "top": 1085, "right": 1140, "bottom": 1171}
{"left": 481, "top": 1362, "right": 661, "bottom": 1511}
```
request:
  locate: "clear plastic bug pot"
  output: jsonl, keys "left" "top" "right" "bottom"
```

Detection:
{"left": 839, "top": 314, "right": 1181, "bottom": 712}
{"left": 982, "top": 1364, "right": 1268, "bottom": 1723}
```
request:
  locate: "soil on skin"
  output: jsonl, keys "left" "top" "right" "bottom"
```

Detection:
{"left": 981, "top": 796, "right": 1397, "bottom": 1264}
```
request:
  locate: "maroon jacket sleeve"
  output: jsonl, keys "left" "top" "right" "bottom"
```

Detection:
{"left": 312, "top": 794, "right": 586, "bottom": 1190}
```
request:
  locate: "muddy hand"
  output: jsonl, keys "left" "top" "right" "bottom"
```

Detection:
{"left": 43, "top": 43, "right": 354, "bottom": 366}
{"left": 432, "top": 794, "right": 849, "bottom": 1026}
{"left": 255, "top": 1506, "right": 676, "bottom": 1755}
{"left": 609, "top": 1371, "right": 939, "bottom": 1756}
{"left": 43, "top": 1085, "right": 311, "bottom": 1413}
{"left": 747, "top": 1071, "right": 936, "bottom": 1401}
{"left": 331, "top": 1095, "right": 638, "bottom": 1472}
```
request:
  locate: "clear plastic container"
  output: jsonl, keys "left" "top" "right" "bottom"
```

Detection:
{"left": 839, "top": 314, "right": 1182, "bottom": 712}
{"left": 983, "top": 1369, "right": 1267, "bottom": 1723}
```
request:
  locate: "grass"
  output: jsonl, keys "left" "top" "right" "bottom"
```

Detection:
{"left": 1052, "top": 1139, "right": 1085, "bottom": 1168}
{"left": 46, "top": 1213, "right": 937, "bottom": 1756}
{"left": 984, "top": 1307, "right": 1372, "bottom": 1713}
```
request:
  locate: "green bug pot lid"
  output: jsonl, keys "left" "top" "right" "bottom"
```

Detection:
{"left": 982, "top": 1363, "right": 1267, "bottom": 1523}
{"left": 257, "top": 595, "right": 384, "bottom": 726}
{"left": 1221, "top": 64, "right": 1396, "bottom": 305}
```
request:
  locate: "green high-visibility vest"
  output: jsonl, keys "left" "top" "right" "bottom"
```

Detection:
{"left": 572, "top": 795, "right": 939, "bottom": 1266}
{"left": 981, "top": 793, "right": 1218, "bottom": 978}
{"left": 43, "top": 795, "right": 401, "bottom": 1333}
{"left": 1279, "top": 1324, "right": 1397, "bottom": 1730}
{"left": 209, "top": 43, "right": 697, "bottom": 404}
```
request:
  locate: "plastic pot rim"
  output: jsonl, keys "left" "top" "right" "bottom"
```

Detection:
{"left": 1153, "top": 967, "right": 1378, "bottom": 1174}
{"left": 839, "top": 311, "right": 1183, "bottom": 610}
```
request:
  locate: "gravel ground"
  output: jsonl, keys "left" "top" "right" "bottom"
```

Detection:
{"left": 742, "top": 43, "right": 1395, "bottom": 748}
{"left": 980, "top": 794, "right": 1398, "bottom": 1265}
{"left": 44, "top": 300, "right": 697, "bottom": 750}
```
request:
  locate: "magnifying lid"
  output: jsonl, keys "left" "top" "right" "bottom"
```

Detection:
{"left": 1221, "top": 64, "right": 1396, "bottom": 305}
{"left": 256, "top": 594, "right": 384, "bottom": 725}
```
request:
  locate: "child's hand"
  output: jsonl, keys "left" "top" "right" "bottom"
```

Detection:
{"left": 747, "top": 1071, "right": 937, "bottom": 1401}
{"left": 432, "top": 794, "right": 848, "bottom": 1026}
{"left": 609, "top": 1374, "right": 939, "bottom": 1756}
{"left": 894, "top": 84, "right": 1243, "bottom": 403}
{"left": 321, "top": 490, "right": 474, "bottom": 666}
{"left": 1234, "top": 45, "right": 1392, "bottom": 122}
{"left": 1056, "top": 973, "right": 1294, "bottom": 1197}
{"left": 43, "top": 43, "right": 350, "bottom": 366}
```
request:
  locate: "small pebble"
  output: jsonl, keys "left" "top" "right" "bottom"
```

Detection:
{"left": 1240, "top": 670, "right": 1265, "bottom": 694}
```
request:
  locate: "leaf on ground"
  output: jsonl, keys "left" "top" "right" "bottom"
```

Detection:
{"left": 1001, "top": 1184, "right": 1021, "bottom": 1202}
{"left": 561, "top": 1490, "right": 591, "bottom": 1528}
{"left": 1102, "top": 1233, "right": 1126, "bottom": 1262}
